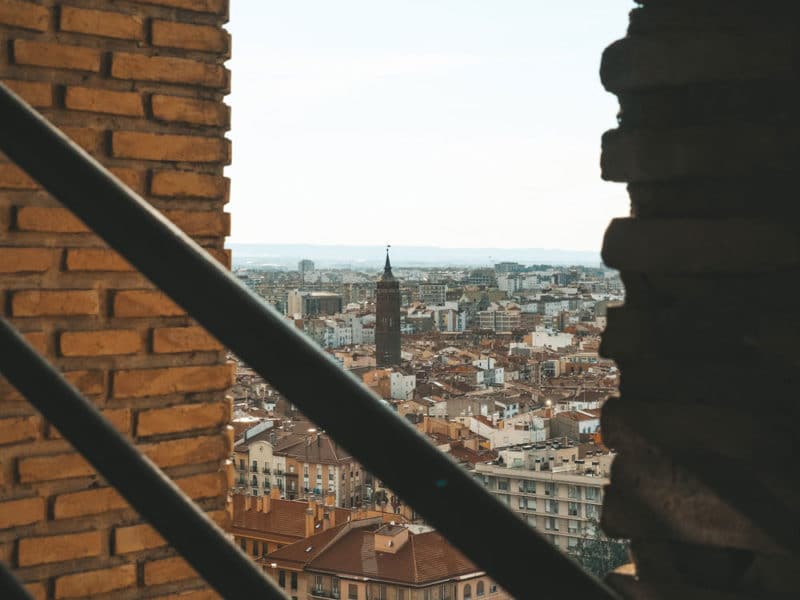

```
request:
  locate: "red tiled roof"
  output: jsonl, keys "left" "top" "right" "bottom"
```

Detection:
{"left": 306, "top": 523, "right": 479, "bottom": 585}
{"left": 230, "top": 494, "right": 352, "bottom": 541}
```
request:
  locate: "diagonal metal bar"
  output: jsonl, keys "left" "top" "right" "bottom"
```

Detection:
{"left": 0, "top": 561, "right": 35, "bottom": 600}
{"left": 0, "top": 82, "right": 617, "bottom": 600}
{"left": 0, "top": 319, "right": 286, "bottom": 600}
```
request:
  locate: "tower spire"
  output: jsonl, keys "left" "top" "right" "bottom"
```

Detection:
{"left": 382, "top": 244, "right": 395, "bottom": 281}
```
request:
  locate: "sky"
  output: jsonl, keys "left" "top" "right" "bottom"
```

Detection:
{"left": 226, "top": 1, "right": 632, "bottom": 252}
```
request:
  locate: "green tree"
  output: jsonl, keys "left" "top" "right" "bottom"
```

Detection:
{"left": 568, "top": 517, "right": 630, "bottom": 578}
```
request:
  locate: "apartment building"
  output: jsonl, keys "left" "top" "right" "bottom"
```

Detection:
{"left": 235, "top": 428, "right": 366, "bottom": 507}
{"left": 474, "top": 442, "right": 612, "bottom": 552}
{"left": 266, "top": 518, "right": 510, "bottom": 600}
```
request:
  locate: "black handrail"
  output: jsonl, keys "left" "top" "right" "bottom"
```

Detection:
{"left": 0, "top": 83, "right": 616, "bottom": 600}
{"left": 0, "top": 320, "right": 285, "bottom": 599}
{"left": 0, "top": 560, "right": 34, "bottom": 600}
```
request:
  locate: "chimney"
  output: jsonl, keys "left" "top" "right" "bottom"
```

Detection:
{"left": 304, "top": 507, "right": 315, "bottom": 538}
{"left": 324, "top": 491, "right": 336, "bottom": 507}
{"left": 263, "top": 491, "right": 271, "bottom": 513}
{"left": 256, "top": 496, "right": 264, "bottom": 512}
{"left": 270, "top": 486, "right": 281, "bottom": 500}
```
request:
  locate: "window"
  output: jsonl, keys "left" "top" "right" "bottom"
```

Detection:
{"left": 252, "top": 460, "right": 258, "bottom": 472}
{"left": 239, "top": 538, "right": 246, "bottom": 552}
{"left": 476, "top": 581, "right": 485, "bottom": 596}
{"left": 568, "top": 537, "right": 578, "bottom": 549}
{"left": 374, "top": 584, "right": 387, "bottom": 600}
{"left": 239, "top": 458, "right": 245, "bottom": 470}
{"left": 585, "top": 503, "right": 598, "bottom": 519}
{"left": 252, "top": 488, "right": 258, "bottom": 496}
{"left": 519, "top": 480, "right": 535, "bottom": 494}
{"left": 568, "top": 502, "right": 580, "bottom": 517}
{"left": 332, "top": 578, "right": 340, "bottom": 598}
{"left": 568, "top": 519, "right": 579, "bottom": 534}
{"left": 497, "top": 478, "right": 509, "bottom": 491}
{"left": 291, "top": 571, "right": 297, "bottom": 591}
{"left": 489, "top": 584, "right": 497, "bottom": 593}
{"left": 441, "top": 583, "right": 452, "bottom": 600}
{"left": 544, "top": 482, "right": 555, "bottom": 496}
{"left": 463, "top": 584, "right": 472, "bottom": 599}
{"left": 279, "top": 570, "right": 286, "bottom": 588}
{"left": 585, "top": 486, "right": 600, "bottom": 501}
{"left": 546, "top": 499, "right": 558, "bottom": 514}
{"left": 252, "top": 541, "right": 260, "bottom": 556}
{"left": 545, "top": 516, "right": 559, "bottom": 531}
{"left": 397, "top": 589, "right": 405, "bottom": 600}
{"left": 348, "top": 583, "right": 358, "bottom": 600}
{"left": 567, "top": 485, "right": 580, "bottom": 499}
{"left": 314, "top": 575, "right": 324, "bottom": 592}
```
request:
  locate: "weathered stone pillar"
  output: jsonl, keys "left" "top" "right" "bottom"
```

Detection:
{"left": 599, "top": 1, "right": 800, "bottom": 597}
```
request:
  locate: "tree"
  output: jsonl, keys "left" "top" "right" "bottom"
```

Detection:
{"left": 568, "top": 517, "right": 630, "bottom": 578}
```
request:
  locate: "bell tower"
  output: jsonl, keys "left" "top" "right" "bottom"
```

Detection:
{"left": 375, "top": 247, "right": 401, "bottom": 367}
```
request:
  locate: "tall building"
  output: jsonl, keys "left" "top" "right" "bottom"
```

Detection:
{"left": 376, "top": 251, "right": 401, "bottom": 366}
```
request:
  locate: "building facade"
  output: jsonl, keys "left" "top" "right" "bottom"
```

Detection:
{"left": 475, "top": 444, "right": 612, "bottom": 552}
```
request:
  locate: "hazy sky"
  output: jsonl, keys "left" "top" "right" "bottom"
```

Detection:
{"left": 227, "top": 1, "right": 632, "bottom": 251}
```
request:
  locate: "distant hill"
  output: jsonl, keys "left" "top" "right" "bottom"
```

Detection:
{"left": 227, "top": 243, "right": 602, "bottom": 269}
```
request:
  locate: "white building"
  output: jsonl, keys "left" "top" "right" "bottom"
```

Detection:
{"left": 390, "top": 372, "right": 416, "bottom": 401}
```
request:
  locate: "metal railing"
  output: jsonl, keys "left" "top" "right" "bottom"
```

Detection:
{"left": 0, "top": 83, "right": 617, "bottom": 599}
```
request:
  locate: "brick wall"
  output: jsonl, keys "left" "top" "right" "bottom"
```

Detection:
{"left": 0, "top": 1, "right": 232, "bottom": 598}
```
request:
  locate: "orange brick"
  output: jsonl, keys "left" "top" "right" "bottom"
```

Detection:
{"left": 0, "top": 248, "right": 53, "bottom": 273}
{"left": 54, "top": 487, "right": 126, "bottom": 520}
{"left": 153, "top": 326, "right": 223, "bottom": 354}
{"left": 109, "top": 167, "right": 143, "bottom": 192}
{"left": 153, "top": 590, "right": 221, "bottom": 600}
{"left": 0, "top": 163, "right": 38, "bottom": 189}
{"left": 18, "top": 530, "right": 103, "bottom": 566}
{"left": 0, "top": 497, "right": 45, "bottom": 528}
{"left": 151, "top": 171, "right": 228, "bottom": 199}
{"left": 176, "top": 471, "right": 228, "bottom": 500}
{"left": 55, "top": 564, "right": 136, "bottom": 598}
{"left": 152, "top": 21, "right": 229, "bottom": 53}
{"left": 65, "top": 87, "right": 144, "bottom": 117}
{"left": 50, "top": 408, "right": 130, "bottom": 440}
{"left": 112, "top": 131, "right": 229, "bottom": 163}
{"left": 142, "top": 434, "right": 229, "bottom": 469}
{"left": 65, "top": 248, "right": 134, "bottom": 272}
{"left": 164, "top": 210, "right": 230, "bottom": 236}
{"left": 64, "top": 370, "right": 106, "bottom": 395}
{"left": 111, "top": 53, "right": 227, "bottom": 88}
{"left": 115, "top": 509, "right": 226, "bottom": 555}
{"left": 113, "top": 290, "right": 185, "bottom": 317}
{"left": 18, "top": 453, "right": 93, "bottom": 483}
{"left": 137, "top": 0, "right": 226, "bottom": 14}
{"left": 58, "top": 471, "right": 223, "bottom": 520}
{"left": 60, "top": 329, "right": 141, "bottom": 357}
{"left": 0, "top": 1, "right": 49, "bottom": 32}
{"left": 3, "top": 79, "right": 52, "bottom": 107}
{"left": 207, "top": 248, "right": 231, "bottom": 269}
{"left": 113, "top": 364, "right": 234, "bottom": 398}
{"left": 25, "top": 582, "right": 46, "bottom": 600}
{"left": 60, "top": 126, "right": 103, "bottom": 154}
{"left": 114, "top": 522, "right": 165, "bottom": 553}
{"left": 144, "top": 556, "right": 198, "bottom": 586}
{"left": 13, "top": 40, "right": 101, "bottom": 72}
{"left": 152, "top": 95, "right": 229, "bottom": 127}
{"left": 11, "top": 290, "right": 99, "bottom": 317}
{"left": 137, "top": 402, "right": 228, "bottom": 436}
{"left": 16, "top": 207, "right": 89, "bottom": 233}
{"left": 60, "top": 6, "right": 144, "bottom": 41}
{"left": 0, "top": 415, "right": 40, "bottom": 446}
{"left": 23, "top": 331, "right": 47, "bottom": 353}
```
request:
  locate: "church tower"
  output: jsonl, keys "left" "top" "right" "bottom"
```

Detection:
{"left": 376, "top": 249, "right": 401, "bottom": 367}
